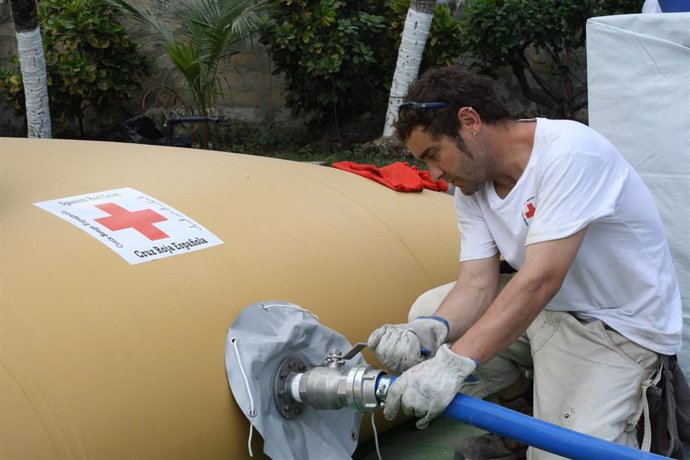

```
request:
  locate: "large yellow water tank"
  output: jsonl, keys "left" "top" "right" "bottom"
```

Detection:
{"left": 0, "top": 138, "right": 460, "bottom": 459}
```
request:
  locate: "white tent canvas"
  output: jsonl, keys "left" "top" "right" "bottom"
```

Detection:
{"left": 587, "top": 12, "right": 690, "bottom": 371}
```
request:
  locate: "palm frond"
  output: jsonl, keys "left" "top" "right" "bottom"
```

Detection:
{"left": 105, "top": 0, "right": 175, "bottom": 43}
{"left": 115, "top": 0, "right": 270, "bottom": 117}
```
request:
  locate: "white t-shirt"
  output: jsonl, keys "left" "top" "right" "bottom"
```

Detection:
{"left": 456, "top": 118, "right": 682, "bottom": 355}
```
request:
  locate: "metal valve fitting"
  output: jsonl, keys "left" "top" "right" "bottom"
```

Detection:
{"left": 290, "top": 364, "right": 384, "bottom": 412}
{"left": 274, "top": 347, "right": 388, "bottom": 419}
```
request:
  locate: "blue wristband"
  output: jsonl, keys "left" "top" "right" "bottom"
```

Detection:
{"left": 416, "top": 315, "right": 450, "bottom": 335}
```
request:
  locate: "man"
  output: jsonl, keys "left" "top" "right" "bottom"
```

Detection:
{"left": 368, "top": 66, "right": 683, "bottom": 459}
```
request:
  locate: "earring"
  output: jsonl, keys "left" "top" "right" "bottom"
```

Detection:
{"left": 473, "top": 131, "right": 478, "bottom": 139}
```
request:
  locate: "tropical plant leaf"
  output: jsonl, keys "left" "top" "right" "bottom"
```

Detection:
{"left": 110, "top": 0, "right": 268, "bottom": 116}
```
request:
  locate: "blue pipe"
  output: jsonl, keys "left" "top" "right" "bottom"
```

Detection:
{"left": 383, "top": 376, "right": 668, "bottom": 460}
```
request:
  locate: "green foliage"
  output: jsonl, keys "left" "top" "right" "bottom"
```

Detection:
{"left": 0, "top": 64, "right": 23, "bottom": 107}
{"left": 426, "top": 4, "right": 464, "bottom": 67}
{"left": 388, "top": 0, "right": 464, "bottom": 69}
{"left": 220, "top": 116, "right": 301, "bottom": 154}
{"left": 260, "top": 0, "right": 394, "bottom": 123}
{"left": 260, "top": 0, "right": 466, "bottom": 125}
{"left": 0, "top": 0, "right": 148, "bottom": 137}
{"left": 110, "top": 0, "right": 267, "bottom": 118}
{"left": 458, "top": 0, "right": 641, "bottom": 118}
{"left": 220, "top": 116, "right": 415, "bottom": 167}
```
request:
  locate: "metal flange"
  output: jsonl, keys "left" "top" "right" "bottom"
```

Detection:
{"left": 274, "top": 356, "right": 307, "bottom": 419}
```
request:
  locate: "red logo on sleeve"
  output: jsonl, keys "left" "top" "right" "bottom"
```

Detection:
{"left": 521, "top": 197, "right": 536, "bottom": 226}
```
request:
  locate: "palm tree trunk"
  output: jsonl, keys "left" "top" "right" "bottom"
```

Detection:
{"left": 10, "top": 0, "right": 51, "bottom": 138}
{"left": 382, "top": 0, "right": 436, "bottom": 137}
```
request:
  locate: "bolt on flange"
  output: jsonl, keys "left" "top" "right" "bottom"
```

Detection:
{"left": 274, "top": 356, "right": 308, "bottom": 419}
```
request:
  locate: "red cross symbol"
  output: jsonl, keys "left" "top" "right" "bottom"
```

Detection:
{"left": 525, "top": 203, "right": 536, "bottom": 219}
{"left": 94, "top": 203, "right": 169, "bottom": 241}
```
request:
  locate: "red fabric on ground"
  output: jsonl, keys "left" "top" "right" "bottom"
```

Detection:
{"left": 332, "top": 161, "right": 448, "bottom": 193}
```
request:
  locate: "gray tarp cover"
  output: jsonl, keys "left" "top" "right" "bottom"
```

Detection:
{"left": 225, "top": 301, "right": 365, "bottom": 459}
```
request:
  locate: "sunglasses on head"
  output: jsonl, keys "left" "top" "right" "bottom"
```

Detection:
{"left": 398, "top": 101, "right": 449, "bottom": 112}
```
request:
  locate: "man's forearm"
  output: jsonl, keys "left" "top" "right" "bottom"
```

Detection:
{"left": 450, "top": 230, "right": 588, "bottom": 364}
{"left": 434, "top": 277, "right": 498, "bottom": 342}
{"left": 449, "top": 267, "right": 559, "bottom": 364}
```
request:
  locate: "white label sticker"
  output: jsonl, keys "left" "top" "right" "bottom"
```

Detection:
{"left": 35, "top": 187, "right": 223, "bottom": 265}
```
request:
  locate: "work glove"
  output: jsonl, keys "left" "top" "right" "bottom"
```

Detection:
{"left": 383, "top": 344, "right": 477, "bottom": 430}
{"left": 367, "top": 316, "right": 449, "bottom": 371}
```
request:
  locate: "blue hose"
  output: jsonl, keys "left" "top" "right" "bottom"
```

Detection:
{"left": 383, "top": 375, "right": 669, "bottom": 460}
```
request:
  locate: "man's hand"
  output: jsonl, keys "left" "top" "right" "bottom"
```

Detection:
{"left": 367, "top": 317, "right": 449, "bottom": 371}
{"left": 383, "top": 344, "right": 477, "bottom": 429}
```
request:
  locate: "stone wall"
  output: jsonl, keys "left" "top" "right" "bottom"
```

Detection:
{"left": 0, "top": 0, "right": 291, "bottom": 136}
{"left": 0, "top": 0, "right": 13, "bottom": 56}
{"left": 0, "top": 0, "right": 583, "bottom": 137}
{"left": 119, "top": 0, "right": 288, "bottom": 119}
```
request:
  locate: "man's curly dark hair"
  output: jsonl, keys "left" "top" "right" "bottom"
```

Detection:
{"left": 395, "top": 67, "right": 511, "bottom": 142}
